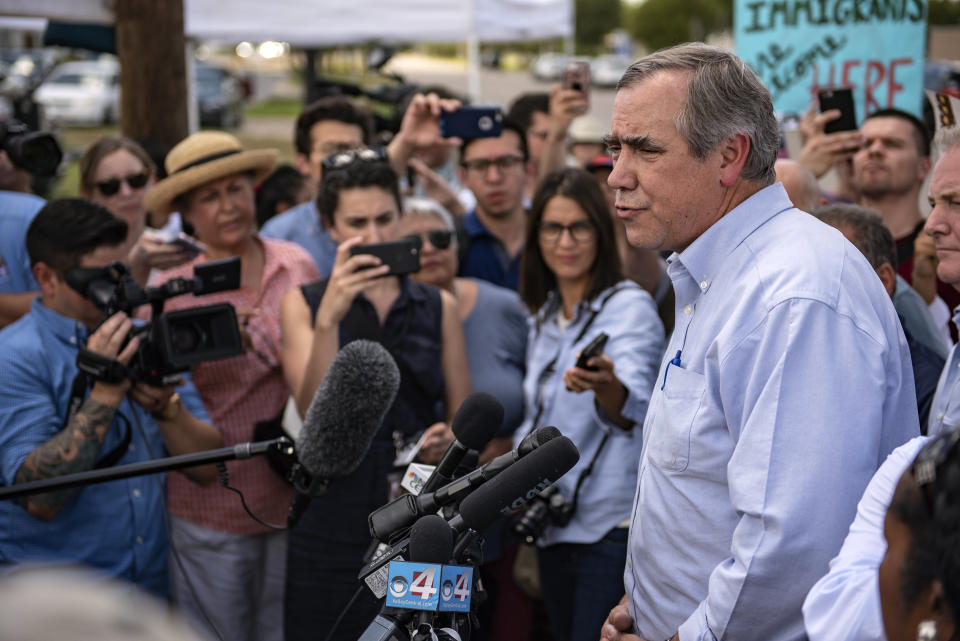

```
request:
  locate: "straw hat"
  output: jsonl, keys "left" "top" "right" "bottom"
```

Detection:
{"left": 144, "top": 131, "right": 278, "bottom": 215}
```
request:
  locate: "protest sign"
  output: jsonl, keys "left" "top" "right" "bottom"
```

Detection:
{"left": 735, "top": 0, "right": 928, "bottom": 118}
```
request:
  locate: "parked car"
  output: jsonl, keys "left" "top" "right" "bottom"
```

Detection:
{"left": 34, "top": 59, "right": 119, "bottom": 126}
{"left": 196, "top": 63, "right": 247, "bottom": 129}
{"left": 531, "top": 53, "right": 568, "bottom": 81}
{"left": 592, "top": 55, "right": 631, "bottom": 88}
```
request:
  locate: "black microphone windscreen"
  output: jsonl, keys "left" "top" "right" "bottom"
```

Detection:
{"left": 296, "top": 340, "right": 399, "bottom": 479}
{"left": 409, "top": 514, "right": 454, "bottom": 563}
{"left": 457, "top": 436, "right": 579, "bottom": 532}
{"left": 518, "top": 426, "right": 561, "bottom": 457}
{"left": 450, "top": 392, "right": 504, "bottom": 451}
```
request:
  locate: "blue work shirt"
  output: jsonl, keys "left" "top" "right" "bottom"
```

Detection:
{"left": 518, "top": 280, "right": 663, "bottom": 547}
{"left": 927, "top": 307, "right": 960, "bottom": 437}
{"left": 622, "top": 183, "right": 919, "bottom": 641}
{"left": 0, "top": 191, "right": 43, "bottom": 293}
{"left": 260, "top": 200, "right": 337, "bottom": 278}
{"left": 0, "top": 299, "right": 210, "bottom": 598}
{"left": 458, "top": 210, "right": 521, "bottom": 291}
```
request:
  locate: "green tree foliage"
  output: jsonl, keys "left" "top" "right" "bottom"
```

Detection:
{"left": 626, "top": 0, "right": 733, "bottom": 52}
{"left": 929, "top": 0, "right": 960, "bottom": 24}
{"left": 576, "top": 0, "right": 623, "bottom": 54}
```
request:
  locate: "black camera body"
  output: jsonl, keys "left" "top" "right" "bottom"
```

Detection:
{"left": 512, "top": 484, "right": 574, "bottom": 544}
{"left": 0, "top": 118, "right": 62, "bottom": 176}
{"left": 67, "top": 258, "right": 244, "bottom": 384}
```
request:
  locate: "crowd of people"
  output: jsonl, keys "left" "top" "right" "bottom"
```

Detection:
{"left": 0, "top": 41, "right": 959, "bottom": 641}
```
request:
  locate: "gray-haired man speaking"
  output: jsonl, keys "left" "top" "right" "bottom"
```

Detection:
{"left": 600, "top": 43, "right": 919, "bottom": 641}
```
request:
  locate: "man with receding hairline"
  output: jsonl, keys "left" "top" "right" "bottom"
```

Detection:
{"left": 601, "top": 43, "right": 918, "bottom": 641}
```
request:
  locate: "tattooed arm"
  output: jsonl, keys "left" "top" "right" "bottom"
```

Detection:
{"left": 13, "top": 312, "right": 138, "bottom": 520}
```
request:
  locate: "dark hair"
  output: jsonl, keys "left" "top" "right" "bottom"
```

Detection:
{"left": 317, "top": 160, "right": 402, "bottom": 226}
{"left": 864, "top": 108, "right": 931, "bottom": 157}
{"left": 889, "top": 438, "right": 960, "bottom": 632}
{"left": 256, "top": 164, "right": 307, "bottom": 228}
{"left": 520, "top": 167, "right": 622, "bottom": 314}
{"left": 507, "top": 92, "right": 550, "bottom": 131}
{"left": 460, "top": 117, "right": 529, "bottom": 163}
{"left": 26, "top": 199, "right": 128, "bottom": 272}
{"left": 813, "top": 203, "right": 897, "bottom": 270}
{"left": 78, "top": 136, "right": 155, "bottom": 194}
{"left": 294, "top": 97, "right": 374, "bottom": 156}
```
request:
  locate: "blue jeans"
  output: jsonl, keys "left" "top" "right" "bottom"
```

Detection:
{"left": 536, "top": 528, "right": 629, "bottom": 641}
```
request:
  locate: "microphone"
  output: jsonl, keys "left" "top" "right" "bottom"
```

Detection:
{"left": 288, "top": 340, "right": 400, "bottom": 527}
{"left": 358, "top": 435, "right": 579, "bottom": 592}
{"left": 368, "top": 426, "right": 562, "bottom": 541}
{"left": 420, "top": 393, "right": 504, "bottom": 494}
{"left": 451, "top": 435, "right": 580, "bottom": 533}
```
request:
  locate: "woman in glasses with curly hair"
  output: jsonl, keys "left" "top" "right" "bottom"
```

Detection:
{"left": 79, "top": 136, "right": 192, "bottom": 285}
{"left": 279, "top": 152, "right": 470, "bottom": 641}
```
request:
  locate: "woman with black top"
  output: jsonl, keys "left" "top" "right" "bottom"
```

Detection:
{"left": 279, "top": 151, "right": 470, "bottom": 641}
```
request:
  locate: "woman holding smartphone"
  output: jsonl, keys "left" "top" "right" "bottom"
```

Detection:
{"left": 279, "top": 151, "right": 470, "bottom": 641}
{"left": 79, "top": 136, "right": 192, "bottom": 285}
{"left": 517, "top": 167, "right": 664, "bottom": 641}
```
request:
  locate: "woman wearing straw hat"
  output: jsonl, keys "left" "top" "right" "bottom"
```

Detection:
{"left": 143, "top": 131, "right": 319, "bottom": 641}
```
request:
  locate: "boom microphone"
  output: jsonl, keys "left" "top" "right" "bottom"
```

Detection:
{"left": 368, "top": 426, "right": 562, "bottom": 541}
{"left": 288, "top": 340, "right": 400, "bottom": 527}
{"left": 421, "top": 393, "right": 504, "bottom": 494}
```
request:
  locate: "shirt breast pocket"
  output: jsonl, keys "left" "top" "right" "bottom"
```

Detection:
{"left": 647, "top": 365, "right": 706, "bottom": 473}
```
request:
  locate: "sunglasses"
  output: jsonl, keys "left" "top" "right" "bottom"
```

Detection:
{"left": 95, "top": 171, "right": 150, "bottom": 196}
{"left": 913, "top": 427, "right": 960, "bottom": 515}
{"left": 321, "top": 146, "right": 389, "bottom": 172}
{"left": 402, "top": 229, "right": 453, "bottom": 250}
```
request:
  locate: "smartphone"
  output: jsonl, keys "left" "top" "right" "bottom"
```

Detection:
{"left": 818, "top": 88, "right": 858, "bottom": 133}
{"left": 439, "top": 106, "right": 503, "bottom": 139}
{"left": 169, "top": 232, "right": 208, "bottom": 255}
{"left": 575, "top": 332, "right": 609, "bottom": 371}
{"left": 562, "top": 60, "right": 591, "bottom": 114}
{"left": 349, "top": 237, "right": 421, "bottom": 276}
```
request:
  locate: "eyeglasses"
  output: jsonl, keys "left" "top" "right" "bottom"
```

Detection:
{"left": 402, "top": 229, "right": 453, "bottom": 250}
{"left": 461, "top": 155, "right": 524, "bottom": 175}
{"left": 321, "top": 146, "right": 389, "bottom": 171}
{"left": 912, "top": 427, "right": 960, "bottom": 515}
{"left": 95, "top": 171, "right": 150, "bottom": 196}
{"left": 539, "top": 220, "right": 596, "bottom": 243}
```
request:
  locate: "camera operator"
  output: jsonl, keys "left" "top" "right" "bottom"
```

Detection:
{"left": 0, "top": 198, "right": 222, "bottom": 598}
{"left": 0, "top": 118, "right": 61, "bottom": 328}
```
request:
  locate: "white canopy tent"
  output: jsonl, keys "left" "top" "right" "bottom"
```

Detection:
{"left": 2, "top": 0, "right": 573, "bottom": 99}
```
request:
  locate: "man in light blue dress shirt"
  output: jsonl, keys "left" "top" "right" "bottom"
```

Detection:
{"left": 600, "top": 43, "right": 919, "bottom": 641}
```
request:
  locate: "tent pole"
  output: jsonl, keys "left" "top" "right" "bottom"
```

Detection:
{"left": 466, "top": 0, "right": 480, "bottom": 102}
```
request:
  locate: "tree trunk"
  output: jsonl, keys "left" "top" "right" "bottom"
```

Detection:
{"left": 114, "top": 0, "right": 188, "bottom": 150}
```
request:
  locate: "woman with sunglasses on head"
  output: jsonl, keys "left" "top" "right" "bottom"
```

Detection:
{"left": 79, "top": 136, "right": 192, "bottom": 286}
{"left": 141, "top": 131, "right": 319, "bottom": 641}
{"left": 518, "top": 167, "right": 663, "bottom": 641}
{"left": 279, "top": 151, "right": 470, "bottom": 641}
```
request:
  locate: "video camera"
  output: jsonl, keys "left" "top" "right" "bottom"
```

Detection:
{"left": 0, "top": 118, "right": 62, "bottom": 176}
{"left": 66, "top": 257, "right": 244, "bottom": 384}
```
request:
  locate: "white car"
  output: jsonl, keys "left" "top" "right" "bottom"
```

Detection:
{"left": 592, "top": 55, "right": 632, "bottom": 87}
{"left": 34, "top": 60, "right": 120, "bottom": 126}
{"left": 531, "top": 53, "right": 569, "bottom": 81}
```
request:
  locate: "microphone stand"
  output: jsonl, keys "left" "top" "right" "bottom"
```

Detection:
{"left": 0, "top": 438, "right": 292, "bottom": 501}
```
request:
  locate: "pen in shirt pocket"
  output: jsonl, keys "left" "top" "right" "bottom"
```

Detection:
{"left": 660, "top": 349, "right": 682, "bottom": 390}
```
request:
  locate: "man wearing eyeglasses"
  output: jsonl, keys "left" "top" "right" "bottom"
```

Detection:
{"left": 457, "top": 119, "right": 533, "bottom": 291}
